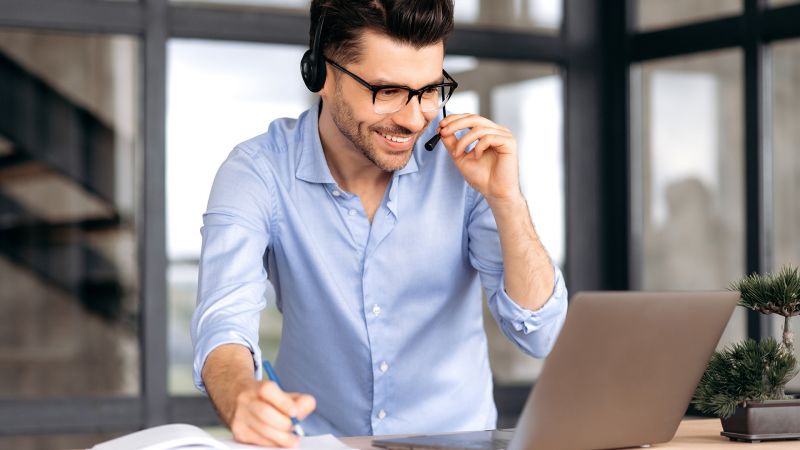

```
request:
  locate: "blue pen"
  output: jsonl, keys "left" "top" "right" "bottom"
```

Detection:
{"left": 261, "top": 360, "right": 306, "bottom": 437}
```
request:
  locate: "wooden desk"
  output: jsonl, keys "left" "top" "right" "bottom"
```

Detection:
{"left": 341, "top": 419, "right": 800, "bottom": 449}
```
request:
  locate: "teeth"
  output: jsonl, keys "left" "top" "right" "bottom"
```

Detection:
{"left": 380, "top": 133, "right": 411, "bottom": 143}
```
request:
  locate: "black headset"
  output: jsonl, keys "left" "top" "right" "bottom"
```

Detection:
{"left": 301, "top": 9, "right": 327, "bottom": 93}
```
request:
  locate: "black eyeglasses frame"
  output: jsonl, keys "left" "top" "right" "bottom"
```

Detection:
{"left": 324, "top": 57, "right": 458, "bottom": 113}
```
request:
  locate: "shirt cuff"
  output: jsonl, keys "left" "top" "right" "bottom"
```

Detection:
{"left": 192, "top": 327, "right": 262, "bottom": 394}
{"left": 494, "top": 264, "right": 567, "bottom": 335}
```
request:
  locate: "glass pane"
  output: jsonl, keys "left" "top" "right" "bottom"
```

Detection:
{"left": 772, "top": 40, "right": 800, "bottom": 390}
{"left": 171, "top": 0, "right": 562, "bottom": 33}
{"left": 167, "top": 39, "right": 313, "bottom": 394}
{"left": 166, "top": 42, "right": 563, "bottom": 394}
{"left": 448, "top": 57, "right": 563, "bottom": 384}
{"left": 455, "top": 0, "right": 561, "bottom": 32}
{"left": 635, "top": 0, "right": 742, "bottom": 31}
{"left": 171, "top": 0, "right": 306, "bottom": 8}
{"left": 0, "top": 28, "right": 141, "bottom": 398}
{"left": 632, "top": 49, "right": 746, "bottom": 350}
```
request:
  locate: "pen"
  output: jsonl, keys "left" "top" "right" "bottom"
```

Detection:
{"left": 261, "top": 360, "right": 306, "bottom": 437}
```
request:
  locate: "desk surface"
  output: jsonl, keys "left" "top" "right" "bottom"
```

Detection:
{"left": 341, "top": 419, "right": 800, "bottom": 449}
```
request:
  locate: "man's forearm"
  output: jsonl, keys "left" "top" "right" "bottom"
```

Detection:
{"left": 487, "top": 194, "right": 555, "bottom": 311}
{"left": 202, "top": 344, "right": 260, "bottom": 425}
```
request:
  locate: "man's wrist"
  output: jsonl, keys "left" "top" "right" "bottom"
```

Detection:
{"left": 486, "top": 192, "right": 527, "bottom": 216}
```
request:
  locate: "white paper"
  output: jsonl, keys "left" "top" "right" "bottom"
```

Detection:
{"left": 222, "top": 434, "right": 354, "bottom": 450}
{"left": 91, "top": 423, "right": 354, "bottom": 450}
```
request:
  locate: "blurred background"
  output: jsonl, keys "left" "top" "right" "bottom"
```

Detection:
{"left": 0, "top": 0, "right": 798, "bottom": 447}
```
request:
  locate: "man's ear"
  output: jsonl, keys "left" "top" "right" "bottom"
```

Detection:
{"left": 318, "top": 64, "right": 336, "bottom": 99}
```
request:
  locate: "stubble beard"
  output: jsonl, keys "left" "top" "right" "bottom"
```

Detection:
{"left": 330, "top": 84, "right": 422, "bottom": 172}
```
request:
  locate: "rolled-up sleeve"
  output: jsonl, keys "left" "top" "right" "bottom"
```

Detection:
{"left": 466, "top": 188, "right": 568, "bottom": 358}
{"left": 191, "top": 146, "right": 274, "bottom": 393}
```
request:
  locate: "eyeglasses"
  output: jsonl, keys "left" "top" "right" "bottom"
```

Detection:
{"left": 325, "top": 58, "right": 458, "bottom": 115}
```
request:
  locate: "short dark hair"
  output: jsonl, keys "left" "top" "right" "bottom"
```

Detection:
{"left": 310, "top": 0, "right": 454, "bottom": 65}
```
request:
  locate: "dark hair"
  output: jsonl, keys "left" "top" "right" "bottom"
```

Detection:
{"left": 309, "top": 0, "right": 454, "bottom": 65}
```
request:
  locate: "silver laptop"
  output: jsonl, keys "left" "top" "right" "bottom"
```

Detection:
{"left": 373, "top": 291, "right": 739, "bottom": 450}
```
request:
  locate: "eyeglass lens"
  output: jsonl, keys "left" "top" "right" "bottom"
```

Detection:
{"left": 373, "top": 85, "right": 452, "bottom": 115}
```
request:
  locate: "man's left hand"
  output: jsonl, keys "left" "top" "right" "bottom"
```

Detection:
{"left": 437, "top": 113, "right": 522, "bottom": 203}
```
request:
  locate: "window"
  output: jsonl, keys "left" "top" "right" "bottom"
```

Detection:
{"left": 631, "top": 49, "right": 746, "bottom": 350}
{"left": 635, "top": 0, "right": 741, "bottom": 31}
{"left": 452, "top": 59, "right": 563, "bottom": 383}
{"left": 771, "top": 39, "right": 800, "bottom": 390}
{"left": 166, "top": 39, "right": 313, "bottom": 394}
{"left": 0, "top": 27, "right": 141, "bottom": 399}
{"left": 166, "top": 46, "right": 564, "bottom": 392}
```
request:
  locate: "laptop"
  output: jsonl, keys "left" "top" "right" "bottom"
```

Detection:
{"left": 373, "top": 291, "right": 739, "bottom": 450}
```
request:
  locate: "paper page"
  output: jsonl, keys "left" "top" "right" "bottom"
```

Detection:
{"left": 91, "top": 424, "right": 228, "bottom": 450}
{"left": 222, "top": 434, "right": 355, "bottom": 450}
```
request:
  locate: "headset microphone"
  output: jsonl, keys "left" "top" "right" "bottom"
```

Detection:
{"left": 425, "top": 105, "right": 448, "bottom": 151}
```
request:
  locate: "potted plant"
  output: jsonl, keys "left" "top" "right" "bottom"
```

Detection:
{"left": 693, "top": 265, "right": 800, "bottom": 442}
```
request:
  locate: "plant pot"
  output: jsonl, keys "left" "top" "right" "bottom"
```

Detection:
{"left": 720, "top": 399, "right": 800, "bottom": 442}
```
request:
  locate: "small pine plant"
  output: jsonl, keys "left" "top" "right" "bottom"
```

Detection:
{"left": 692, "top": 265, "right": 800, "bottom": 419}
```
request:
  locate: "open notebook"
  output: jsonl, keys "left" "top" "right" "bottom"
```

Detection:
{"left": 90, "top": 423, "right": 354, "bottom": 450}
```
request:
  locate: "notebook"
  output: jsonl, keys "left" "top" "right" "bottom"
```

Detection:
{"left": 90, "top": 423, "right": 354, "bottom": 450}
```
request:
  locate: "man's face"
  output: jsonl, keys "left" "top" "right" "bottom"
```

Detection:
{"left": 324, "top": 30, "right": 444, "bottom": 172}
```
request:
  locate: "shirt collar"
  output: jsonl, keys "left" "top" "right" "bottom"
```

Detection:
{"left": 295, "top": 102, "right": 422, "bottom": 184}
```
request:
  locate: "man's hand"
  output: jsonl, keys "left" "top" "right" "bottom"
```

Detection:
{"left": 228, "top": 379, "right": 316, "bottom": 447}
{"left": 202, "top": 344, "right": 316, "bottom": 448}
{"left": 437, "top": 113, "right": 522, "bottom": 204}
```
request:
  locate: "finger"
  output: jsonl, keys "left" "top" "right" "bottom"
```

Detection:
{"left": 440, "top": 114, "right": 503, "bottom": 136}
{"left": 437, "top": 113, "right": 472, "bottom": 129}
{"left": 230, "top": 420, "right": 282, "bottom": 448}
{"left": 454, "top": 128, "right": 511, "bottom": 158}
{"left": 472, "top": 134, "right": 507, "bottom": 160}
{"left": 248, "top": 401, "right": 294, "bottom": 432}
{"left": 289, "top": 393, "right": 317, "bottom": 420}
{"left": 258, "top": 381, "right": 298, "bottom": 417}
{"left": 242, "top": 417, "right": 300, "bottom": 448}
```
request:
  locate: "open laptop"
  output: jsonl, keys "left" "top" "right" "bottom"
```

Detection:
{"left": 372, "top": 291, "right": 739, "bottom": 450}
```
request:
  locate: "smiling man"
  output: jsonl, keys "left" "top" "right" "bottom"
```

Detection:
{"left": 191, "top": 0, "right": 568, "bottom": 447}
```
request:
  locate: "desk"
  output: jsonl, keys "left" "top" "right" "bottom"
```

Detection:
{"left": 341, "top": 419, "right": 800, "bottom": 449}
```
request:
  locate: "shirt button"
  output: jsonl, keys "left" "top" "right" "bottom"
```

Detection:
{"left": 332, "top": 190, "right": 341, "bottom": 197}
{"left": 348, "top": 209, "right": 358, "bottom": 216}
{"left": 380, "top": 361, "right": 389, "bottom": 373}
{"left": 378, "top": 409, "right": 387, "bottom": 419}
{"left": 372, "top": 304, "right": 381, "bottom": 316}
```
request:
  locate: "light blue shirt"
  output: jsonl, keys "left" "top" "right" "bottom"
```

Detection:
{"left": 191, "top": 104, "right": 568, "bottom": 436}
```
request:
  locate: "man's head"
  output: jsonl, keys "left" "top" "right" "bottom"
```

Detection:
{"left": 309, "top": 0, "right": 455, "bottom": 172}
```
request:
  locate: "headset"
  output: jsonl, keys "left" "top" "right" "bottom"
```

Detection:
{"left": 301, "top": 7, "right": 444, "bottom": 151}
{"left": 300, "top": 9, "right": 328, "bottom": 93}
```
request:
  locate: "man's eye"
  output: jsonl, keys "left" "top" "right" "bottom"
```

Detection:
{"left": 421, "top": 87, "right": 440, "bottom": 98}
{"left": 377, "top": 88, "right": 402, "bottom": 98}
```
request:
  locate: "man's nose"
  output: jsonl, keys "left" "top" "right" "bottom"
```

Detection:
{"left": 391, "top": 96, "right": 427, "bottom": 134}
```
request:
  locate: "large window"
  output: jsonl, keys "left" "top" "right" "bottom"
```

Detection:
{"left": 166, "top": 39, "right": 313, "bottom": 395}
{"left": 3, "top": 0, "right": 800, "bottom": 442}
{"left": 772, "top": 39, "right": 800, "bottom": 390}
{"left": 631, "top": 49, "right": 746, "bottom": 350}
{"left": 165, "top": 44, "right": 564, "bottom": 393}
{"left": 0, "top": 28, "right": 141, "bottom": 398}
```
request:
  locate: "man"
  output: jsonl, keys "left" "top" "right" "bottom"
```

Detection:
{"left": 191, "top": 0, "right": 568, "bottom": 447}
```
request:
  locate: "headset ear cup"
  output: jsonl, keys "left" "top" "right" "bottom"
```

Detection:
{"left": 308, "top": 52, "right": 326, "bottom": 93}
{"left": 301, "top": 49, "right": 317, "bottom": 91}
{"left": 302, "top": 9, "right": 327, "bottom": 93}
